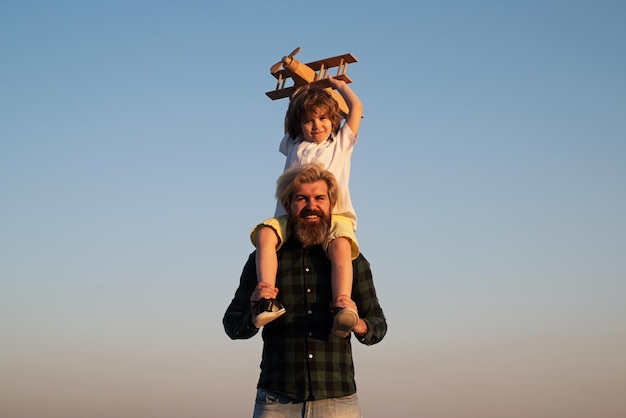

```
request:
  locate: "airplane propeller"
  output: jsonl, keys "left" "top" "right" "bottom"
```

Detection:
{"left": 270, "top": 47, "right": 301, "bottom": 73}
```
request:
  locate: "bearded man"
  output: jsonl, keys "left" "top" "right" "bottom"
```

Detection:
{"left": 223, "top": 163, "right": 387, "bottom": 418}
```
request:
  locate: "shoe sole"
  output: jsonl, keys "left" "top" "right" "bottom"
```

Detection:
{"left": 254, "top": 308, "right": 286, "bottom": 328}
{"left": 332, "top": 307, "right": 359, "bottom": 338}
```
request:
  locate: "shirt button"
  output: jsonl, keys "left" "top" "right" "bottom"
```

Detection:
{"left": 306, "top": 288, "right": 311, "bottom": 293}
{"left": 307, "top": 310, "right": 313, "bottom": 315}
{"left": 305, "top": 267, "right": 310, "bottom": 272}
{"left": 308, "top": 354, "right": 314, "bottom": 359}
{"left": 308, "top": 332, "right": 313, "bottom": 336}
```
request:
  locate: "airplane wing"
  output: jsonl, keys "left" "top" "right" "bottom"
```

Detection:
{"left": 265, "top": 75, "right": 352, "bottom": 100}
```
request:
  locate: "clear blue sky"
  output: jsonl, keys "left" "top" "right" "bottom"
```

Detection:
{"left": 2, "top": 1, "right": 625, "bottom": 417}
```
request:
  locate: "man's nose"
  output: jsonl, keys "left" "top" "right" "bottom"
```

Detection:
{"left": 305, "top": 199, "right": 317, "bottom": 210}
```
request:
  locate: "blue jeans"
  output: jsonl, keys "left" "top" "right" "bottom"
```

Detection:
{"left": 252, "top": 388, "right": 362, "bottom": 418}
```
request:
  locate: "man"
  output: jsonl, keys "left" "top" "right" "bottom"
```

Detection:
{"left": 223, "top": 163, "right": 387, "bottom": 418}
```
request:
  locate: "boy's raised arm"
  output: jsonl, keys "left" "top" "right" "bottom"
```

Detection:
{"left": 328, "top": 76, "right": 363, "bottom": 136}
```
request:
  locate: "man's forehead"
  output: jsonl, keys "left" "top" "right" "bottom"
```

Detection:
{"left": 294, "top": 180, "right": 328, "bottom": 195}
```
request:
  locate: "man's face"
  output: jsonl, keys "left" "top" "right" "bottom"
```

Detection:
{"left": 287, "top": 180, "right": 333, "bottom": 247}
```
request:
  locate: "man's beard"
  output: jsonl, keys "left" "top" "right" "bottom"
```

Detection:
{"left": 291, "top": 209, "right": 331, "bottom": 247}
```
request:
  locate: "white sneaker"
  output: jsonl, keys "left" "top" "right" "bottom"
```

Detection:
{"left": 252, "top": 298, "right": 286, "bottom": 328}
{"left": 331, "top": 307, "right": 359, "bottom": 338}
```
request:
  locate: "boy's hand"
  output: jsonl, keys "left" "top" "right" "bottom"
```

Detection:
{"left": 326, "top": 75, "right": 346, "bottom": 90}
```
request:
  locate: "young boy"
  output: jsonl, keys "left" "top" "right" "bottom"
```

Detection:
{"left": 251, "top": 76, "right": 363, "bottom": 338}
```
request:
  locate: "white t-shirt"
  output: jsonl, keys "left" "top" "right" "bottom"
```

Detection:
{"left": 274, "top": 124, "right": 358, "bottom": 230}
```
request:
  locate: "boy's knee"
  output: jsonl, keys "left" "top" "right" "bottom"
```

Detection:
{"left": 329, "top": 236, "right": 351, "bottom": 249}
{"left": 328, "top": 237, "right": 352, "bottom": 258}
{"left": 258, "top": 225, "right": 280, "bottom": 245}
{"left": 327, "top": 236, "right": 359, "bottom": 260}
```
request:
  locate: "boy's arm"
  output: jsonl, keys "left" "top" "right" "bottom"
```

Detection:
{"left": 328, "top": 75, "right": 363, "bottom": 136}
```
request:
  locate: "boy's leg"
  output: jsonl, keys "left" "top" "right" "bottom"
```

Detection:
{"left": 252, "top": 226, "right": 286, "bottom": 328}
{"left": 255, "top": 226, "right": 279, "bottom": 288}
{"left": 328, "top": 237, "right": 359, "bottom": 338}
{"left": 327, "top": 237, "right": 353, "bottom": 301}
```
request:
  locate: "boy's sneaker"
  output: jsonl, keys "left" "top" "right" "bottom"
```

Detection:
{"left": 331, "top": 307, "right": 359, "bottom": 338}
{"left": 252, "top": 298, "right": 286, "bottom": 328}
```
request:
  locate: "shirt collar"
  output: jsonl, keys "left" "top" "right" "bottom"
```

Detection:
{"left": 296, "top": 131, "right": 336, "bottom": 143}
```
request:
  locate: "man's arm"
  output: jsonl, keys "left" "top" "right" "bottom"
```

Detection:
{"left": 351, "top": 253, "right": 387, "bottom": 345}
{"left": 222, "top": 253, "right": 261, "bottom": 340}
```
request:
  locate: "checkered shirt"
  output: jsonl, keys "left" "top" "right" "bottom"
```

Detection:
{"left": 223, "top": 238, "right": 387, "bottom": 401}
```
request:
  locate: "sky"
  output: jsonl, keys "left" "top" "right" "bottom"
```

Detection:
{"left": 1, "top": 1, "right": 625, "bottom": 417}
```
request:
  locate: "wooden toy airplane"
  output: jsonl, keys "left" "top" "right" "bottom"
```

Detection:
{"left": 266, "top": 47, "right": 358, "bottom": 117}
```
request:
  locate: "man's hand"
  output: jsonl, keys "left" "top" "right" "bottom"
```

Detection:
{"left": 332, "top": 295, "right": 367, "bottom": 336}
{"left": 332, "top": 294, "right": 357, "bottom": 312}
{"left": 250, "top": 282, "right": 279, "bottom": 303}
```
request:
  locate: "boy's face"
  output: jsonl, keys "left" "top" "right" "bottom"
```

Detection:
{"left": 300, "top": 110, "right": 334, "bottom": 143}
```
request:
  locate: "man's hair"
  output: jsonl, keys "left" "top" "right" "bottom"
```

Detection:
{"left": 285, "top": 85, "right": 342, "bottom": 139}
{"left": 276, "top": 163, "right": 340, "bottom": 211}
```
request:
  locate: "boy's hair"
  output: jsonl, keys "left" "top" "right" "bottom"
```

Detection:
{"left": 285, "top": 85, "right": 343, "bottom": 140}
{"left": 276, "top": 163, "right": 340, "bottom": 212}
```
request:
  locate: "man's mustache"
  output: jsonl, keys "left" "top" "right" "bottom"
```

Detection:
{"left": 299, "top": 208, "right": 325, "bottom": 219}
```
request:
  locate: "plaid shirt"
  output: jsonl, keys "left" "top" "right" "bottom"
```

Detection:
{"left": 223, "top": 238, "right": 387, "bottom": 401}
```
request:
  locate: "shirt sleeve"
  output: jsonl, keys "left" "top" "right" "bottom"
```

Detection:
{"left": 278, "top": 133, "right": 291, "bottom": 156}
{"left": 352, "top": 254, "right": 387, "bottom": 346}
{"left": 335, "top": 123, "right": 358, "bottom": 153}
{"left": 222, "top": 253, "right": 261, "bottom": 340}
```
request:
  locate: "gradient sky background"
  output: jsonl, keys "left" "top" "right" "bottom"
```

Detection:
{"left": 2, "top": 1, "right": 625, "bottom": 417}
